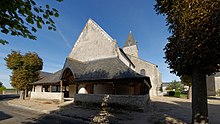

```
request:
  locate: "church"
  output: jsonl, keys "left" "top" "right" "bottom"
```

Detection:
{"left": 31, "top": 19, "right": 162, "bottom": 109}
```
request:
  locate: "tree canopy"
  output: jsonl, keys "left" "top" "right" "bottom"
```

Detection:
{"left": 5, "top": 51, "right": 43, "bottom": 91}
{"left": 155, "top": 0, "right": 220, "bottom": 76}
{"left": 155, "top": 0, "right": 220, "bottom": 123}
{"left": 0, "top": 0, "right": 62, "bottom": 45}
{"left": 166, "top": 80, "right": 184, "bottom": 92}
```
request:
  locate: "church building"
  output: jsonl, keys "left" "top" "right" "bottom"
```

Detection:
{"left": 31, "top": 19, "right": 162, "bottom": 109}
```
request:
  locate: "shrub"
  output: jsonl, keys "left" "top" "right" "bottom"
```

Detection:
{"left": 0, "top": 86, "right": 6, "bottom": 94}
{"left": 174, "top": 91, "right": 181, "bottom": 98}
{"left": 167, "top": 91, "right": 181, "bottom": 97}
{"left": 217, "top": 89, "right": 220, "bottom": 97}
{"left": 168, "top": 91, "right": 175, "bottom": 96}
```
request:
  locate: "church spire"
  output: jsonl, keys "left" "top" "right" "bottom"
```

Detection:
{"left": 123, "top": 31, "right": 137, "bottom": 47}
{"left": 122, "top": 31, "right": 138, "bottom": 57}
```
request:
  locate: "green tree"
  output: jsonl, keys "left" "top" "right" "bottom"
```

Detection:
{"left": 155, "top": 0, "right": 220, "bottom": 123}
{"left": 0, "top": 82, "right": 6, "bottom": 94}
{"left": 166, "top": 80, "right": 184, "bottom": 92}
{"left": 0, "top": 0, "right": 62, "bottom": 45}
{"left": 180, "top": 75, "right": 192, "bottom": 99}
{"left": 5, "top": 51, "right": 43, "bottom": 99}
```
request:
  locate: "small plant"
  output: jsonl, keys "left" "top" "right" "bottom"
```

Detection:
{"left": 217, "top": 89, "right": 220, "bottom": 97}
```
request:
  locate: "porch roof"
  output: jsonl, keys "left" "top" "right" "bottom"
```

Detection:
{"left": 32, "top": 57, "right": 151, "bottom": 88}
{"left": 63, "top": 57, "right": 151, "bottom": 87}
{"left": 31, "top": 70, "right": 62, "bottom": 85}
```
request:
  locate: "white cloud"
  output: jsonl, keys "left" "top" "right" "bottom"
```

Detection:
{"left": 57, "top": 28, "right": 72, "bottom": 49}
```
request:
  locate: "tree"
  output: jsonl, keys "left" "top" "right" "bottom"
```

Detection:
{"left": 5, "top": 51, "right": 43, "bottom": 99}
{"left": 155, "top": 0, "right": 220, "bottom": 123}
{"left": 0, "top": 82, "right": 6, "bottom": 94}
{"left": 0, "top": 0, "right": 62, "bottom": 45}
{"left": 180, "top": 75, "right": 192, "bottom": 99}
{"left": 166, "top": 80, "right": 184, "bottom": 92}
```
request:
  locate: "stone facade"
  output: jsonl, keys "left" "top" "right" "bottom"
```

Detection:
{"left": 68, "top": 19, "right": 118, "bottom": 62}
{"left": 128, "top": 56, "right": 161, "bottom": 96}
{"left": 122, "top": 32, "right": 162, "bottom": 96}
{"left": 31, "top": 92, "right": 64, "bottom": 103}
{"left": 207, "top": 73, "right": 220, "bottom": 96}
{"left": 74, "top": 94, "right": 149, "bottom": 111}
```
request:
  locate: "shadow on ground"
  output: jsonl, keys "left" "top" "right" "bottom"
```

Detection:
{"left": 20, "top": 98, "right": 220, "bottom": 124}
{"left": 0, "top": 111, "right": 13, "bottom": 121}
{"left": 0, "top": 94, "right": 19, "bottom": 101}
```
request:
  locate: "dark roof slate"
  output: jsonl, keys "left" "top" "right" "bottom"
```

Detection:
{"left": 39, "top": 71, "right": 52, "bottom": 79}
{"left": 65, "top": 57, "right": 150, "bottom": 83}
{"left": 33, "top": 57, "right": 151, "bottom": 87}
{"left": 123, "top": 31, "right": 137, "bottom": 47}
{"left": 32, "top": 70, "right": 62, "bottom": 84}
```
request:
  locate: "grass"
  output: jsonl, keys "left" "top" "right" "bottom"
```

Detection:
{"left": 180, "top": 94, "right": 187, "bottom": 99}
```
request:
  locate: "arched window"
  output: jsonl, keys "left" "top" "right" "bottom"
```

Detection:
{"left": 140, "top": 69, "right": 145, "bottom": 75}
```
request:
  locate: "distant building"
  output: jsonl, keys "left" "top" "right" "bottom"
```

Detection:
{"left": 207, "top": 73, "right": 220, "bottom": 96}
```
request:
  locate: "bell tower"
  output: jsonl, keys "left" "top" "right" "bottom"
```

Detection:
{"left": 122, "top": 31, "right": 138, "bottom": 57}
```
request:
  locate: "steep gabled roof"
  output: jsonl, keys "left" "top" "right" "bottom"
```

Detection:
{"left": 68, "top": 18, "right": 118, "bottom": 62}
{"left": 123, "top": 31, "right": 137, "bottom": 47}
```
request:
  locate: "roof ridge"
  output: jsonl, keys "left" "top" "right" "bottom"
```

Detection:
{"left": 88, "top": 18, "right": 114, "bottom": 41}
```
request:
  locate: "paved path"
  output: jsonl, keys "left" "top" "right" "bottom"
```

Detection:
{"left": 0, "top": 95, "right": 86, "bottom": 124}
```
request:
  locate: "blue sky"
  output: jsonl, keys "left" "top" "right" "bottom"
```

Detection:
{"left": 0, "top": 0, "right": 179, "bottom": 88}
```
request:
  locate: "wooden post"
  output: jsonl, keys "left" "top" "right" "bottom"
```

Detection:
{"left": 112, "top": 83, "right": 116, "bottom": 95}
{"left": 50, "top": 85, "right": 52, "bottom": 92}
{"left": 76, "top": 83, "right": 78, "bottom": 94}
{"left": 32, "top": 85, "right": 35, "bottom": 92}
{"left": 60, "top": 80, "right": 63, "bottom": 92}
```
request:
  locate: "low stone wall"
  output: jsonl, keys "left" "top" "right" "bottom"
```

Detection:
{"left": 30, "top": 92, "right": 64, "bottom": 103}
{"left": 74, "top": 94, "right": 149, "bottom": 111}
{"left": 2, "top": 89, "right": 19, "bottom": 95}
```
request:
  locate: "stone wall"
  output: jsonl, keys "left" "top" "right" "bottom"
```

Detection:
{"left": 34, "top": 85, "right": 42, "bottom": 92}
{"left": 68, "top": 19, "right": 118, "bottom": 62}
{"left": 74, "top": 94, "right": 149, "bottom": 111}
{"left": 2, "top": 89, "right": 19, "bottom": 95}
{"left": 207, "top": 75, "right": 216, "bottom": 96}
{"left": 123, "top": 45, "right": 138, "bottom": 58}
{"left": 129, "top": 56, "right": 162, "bottom": 96}
{"left": 69, "top": 84, "right": 76, "bottom": 97}
{"left": 93, "top": 84, "right": 113, "bottom": 94}
{"left": 215, "top": 77, "right": 220, "bottom": 94}
{"left": 30, "top": 92, "right": 64, "bottom": 103}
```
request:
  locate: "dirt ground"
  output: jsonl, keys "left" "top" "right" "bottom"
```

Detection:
{"left": 7, "top": 96, "right": 220, "bottom": 124}
{"left": 150, "top": 96, "right": 220, "bottom": 124}
{"left": 41, "top": 96, "right": 220, "bottom": 124}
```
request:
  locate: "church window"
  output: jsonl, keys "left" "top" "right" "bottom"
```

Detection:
{"left": 140, "top": 69, "right": 145, "bottom": 75}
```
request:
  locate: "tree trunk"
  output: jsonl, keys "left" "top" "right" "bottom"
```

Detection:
{"left": 25, "top": 88, "right": 29, "bottom": 98}
{"left": 192, "top": 65, "right": 208, "bottom": 124}
{"left": 19, "top": 90, "right": 25, "bottom": 100}
{"left": 187, "top": 85, "right": 192, "bottom": 100}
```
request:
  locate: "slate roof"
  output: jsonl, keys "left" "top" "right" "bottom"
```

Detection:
{"left": 123, "top": 31, "right": 137, "bottom": 47}
{"left": 32, "top": 57, "right": 151, "bottom": 87}
{"left": 32, "top": 70, "right": 62, "bottom": 84}
{"left": 39, "top": 71, "right": 52, "bottom": 79}
{"left": 65, "top": 57, "right": 150, "bottom": 83}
